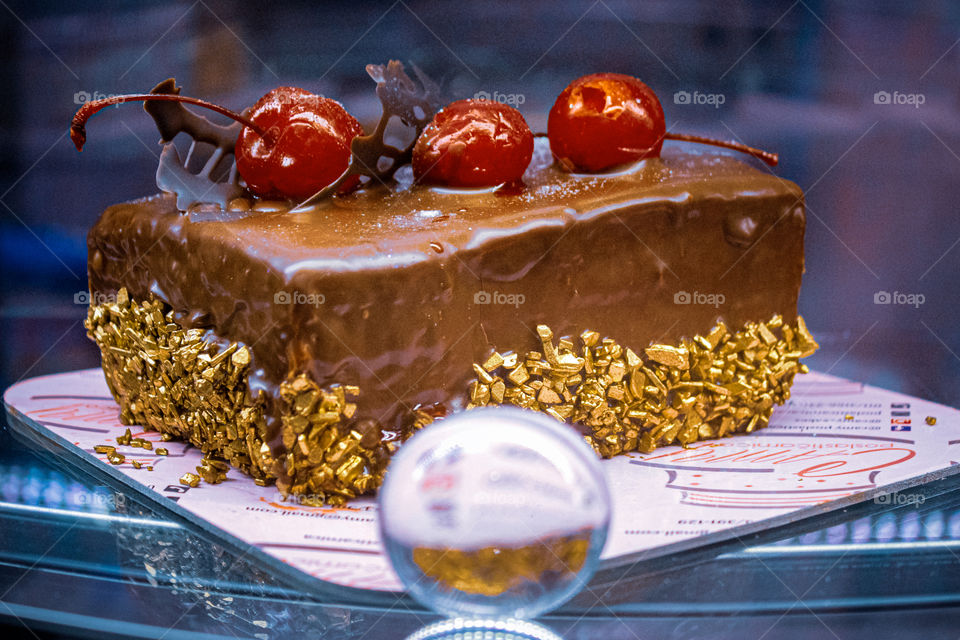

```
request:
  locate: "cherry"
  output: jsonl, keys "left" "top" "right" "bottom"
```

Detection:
{"left": 236, "top": 87, "right": 363, "bottom": 199}
{"left": 413, "top": 99, "right": 534, "bottom": 188}
{"left": 70, "top": 86, "right": 363, "bottom": 201}
{"left": 548, "top": 72, "right": 777, "bottom": 172}
{"left": 548, "top": 73, "right": 665, "bottom": 172}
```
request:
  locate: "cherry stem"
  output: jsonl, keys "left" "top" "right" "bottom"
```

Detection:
{"left": 70, "top": 93, "right": 274, "bottom": 151}
{"left": 665, "top": 132, "right": 778, "bottom": 167}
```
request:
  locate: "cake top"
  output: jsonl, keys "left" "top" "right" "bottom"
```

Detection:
{"left": 104, "top": 138, "right": 798, "bottom": 277}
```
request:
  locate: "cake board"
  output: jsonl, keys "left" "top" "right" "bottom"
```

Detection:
{"left": 5, "top": 368, "right": 960, "bottom": 607}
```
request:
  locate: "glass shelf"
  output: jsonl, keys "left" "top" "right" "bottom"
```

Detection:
{"left": 2, "top": 409, "right": 960, "bottom": 639}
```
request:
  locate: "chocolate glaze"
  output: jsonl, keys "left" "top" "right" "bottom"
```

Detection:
{"left": 87, "top": 140, "right": 805, "bottom": 455}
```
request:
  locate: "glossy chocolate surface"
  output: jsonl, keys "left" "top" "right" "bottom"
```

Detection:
{"left": 88, "top": 140, "right": 805, "bottom": 450}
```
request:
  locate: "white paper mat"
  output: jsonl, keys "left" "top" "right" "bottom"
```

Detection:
{"left": 5, "top": 369, "right": 959, "bottom": 591}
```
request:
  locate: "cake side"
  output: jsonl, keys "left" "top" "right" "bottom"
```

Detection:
{"left": 88, "top": 148, "right": 805, "bottom": 435}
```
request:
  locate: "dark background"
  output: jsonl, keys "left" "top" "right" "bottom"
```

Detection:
{"left": 1, "top": 2, "right": 959, "bottom": 638}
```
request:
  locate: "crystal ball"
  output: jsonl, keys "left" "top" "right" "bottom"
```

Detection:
{"left": 379, "top": 407, "right": 611, "bottom": 619}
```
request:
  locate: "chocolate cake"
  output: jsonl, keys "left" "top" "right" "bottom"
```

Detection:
{"left": 76, "top": 63, "right": 817, "bottom": 503}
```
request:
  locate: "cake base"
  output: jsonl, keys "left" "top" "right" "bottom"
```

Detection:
{"left": 85, "top": 289, "right": 817, "bottom": 504}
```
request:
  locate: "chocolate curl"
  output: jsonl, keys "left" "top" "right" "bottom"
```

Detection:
{"left": 70, "top": 79, "right": 271, "bottom": 210}
{"left": 291, "top": 60, "right": 441, "bottom": 210}
{"left": 142, "top": 79, "right": 245, "bottom": 210}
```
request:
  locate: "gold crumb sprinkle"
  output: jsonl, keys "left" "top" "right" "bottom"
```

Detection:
{"left": 644, "top": 344, "right": 689, "bottom": 370}
{"left": 179, "top": 472, "right": 201, "bottom": 488}
{"left": 86, "top": 288, "right": 405, "bottom": 506}
{"left": 926, "top": 416, "right": 937, "bottom": 425}
{"left": 196, "top": 456, "right": 230, "bottom": 484}
{"left": 468, "top": 315, "right": 817, "bottom": 457}
{"left": 844, "top": 414, "right": 855, "bottom": 421}
{"left": 87, "top": 288, "right": 819, "bottom": 505}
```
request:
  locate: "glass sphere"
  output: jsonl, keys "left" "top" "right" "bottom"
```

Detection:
{"left": 379, "top": 407, "right": 611, "bottom": 619}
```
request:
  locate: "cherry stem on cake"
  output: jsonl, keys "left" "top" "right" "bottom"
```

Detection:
{"left": 664, "top": 132, "right": 778, "bottom": 167}
{"left": 70, "top": 93, "right": 275, "bottom": 151}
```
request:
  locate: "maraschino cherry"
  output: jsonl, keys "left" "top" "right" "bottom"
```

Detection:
{"left": 548, "top": 72, "right": 777, "bottom": 172}
{"left": 236, "top": 87, "right": 363, "bottom": 199}
{"left": 71, "top": 86, "right": 363, "bottom": 200}
{"left": 412, "top": 99, "right": 534, "bottom": 188}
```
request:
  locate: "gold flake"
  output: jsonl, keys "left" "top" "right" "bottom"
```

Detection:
{"left": 482, "top": 353, "right": 504, "bottom": 372}
{"left": 645, "top": 345, "right": 689, "bottom": 370}
{"left": 473, "top": 363, "right": 493, "bottom": 385}
{"left": 507, "top": 364, "right": 530, "bottom": 385}
{"left": 757, "top": 323, "right": 777, "bottom": 345}
{"left": 608, "top": 360, "right": 627, "bottom": 382}
{"left": 538, "top": 386, "right": 562, "bottom": 404}
{"left": 491, "top": 379, "right": 506, "bottom": 403}
{"left": 180, "top": 472, "right": 201, "bottom": 488}
{"left": 795, "top": 316, "right": 819, "bottom": 357}
{"left": 580, "top": 330, "right": 600, "bottom": 347}
{"left": 231, "top": 346, "right": 250, "bottom": 368}
{"left": 537, "top": 325, "right": 557, "bottom": 363}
